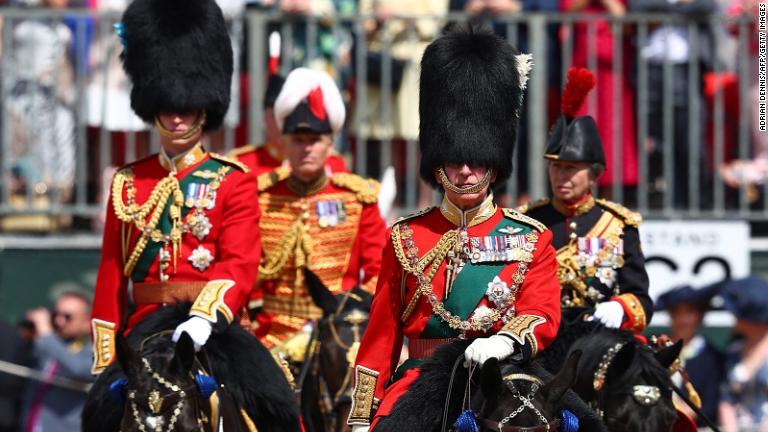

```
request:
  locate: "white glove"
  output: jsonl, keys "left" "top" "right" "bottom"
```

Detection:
{"left": 172, "top": 316, "right": 213, "bottom": 351}
{"left": 351, "top": 425, "right": 370, "bottom": 432}
{"left": 464, "top": 334, "right": 516, "bottom": 366}
{"left": 592, "top": 301, "right": 625, "bottom": 328}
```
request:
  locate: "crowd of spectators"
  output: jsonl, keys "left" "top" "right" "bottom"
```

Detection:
{"left": 0, "top": 290, "right": 93, "bottom": 432}
{"left": 0, "top": 0, "right": 760, "bottom": 229}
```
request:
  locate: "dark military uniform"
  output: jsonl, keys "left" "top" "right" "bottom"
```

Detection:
{"left": 520, "top": 196, "right": 651, "bottom": 331}
{"left": 520, "top": 67, "right": 652, "bottom": 332}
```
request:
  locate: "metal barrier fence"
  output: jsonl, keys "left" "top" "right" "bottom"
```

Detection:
{"left": 0, "top": 8, "right": 759, "bottom": 230}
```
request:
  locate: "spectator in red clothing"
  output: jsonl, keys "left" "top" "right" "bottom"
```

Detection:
{"left": 561, "top": 0, "right": 638, "bottom": 194}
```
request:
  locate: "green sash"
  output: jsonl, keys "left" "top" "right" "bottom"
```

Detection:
{"left": 421, "top": 218, "right": 531, "bottom": 338}
{"left": 131, "top": 159, "right": 223, "bottom": 281}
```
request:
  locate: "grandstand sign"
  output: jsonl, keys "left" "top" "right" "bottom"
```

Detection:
{"left": 641, "top": 220, "right": 749, "bottom": 326}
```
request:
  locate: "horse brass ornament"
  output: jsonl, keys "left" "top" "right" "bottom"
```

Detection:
{"left": 148, "top": 389, "right": 162, "bottom": 414}
{"left": 632, "top": 385, "right": 661, "bottom": 406}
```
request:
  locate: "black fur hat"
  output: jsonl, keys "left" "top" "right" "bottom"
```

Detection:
{"left": 120, "top": 0, "right": 233, "bottom": 132}
{"left": 419, "top": 24, "right": 531, "bottom": 188}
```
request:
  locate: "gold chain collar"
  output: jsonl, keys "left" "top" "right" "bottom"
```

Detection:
{"left": 392, "top": 222, "right": 537, "bottom": 338}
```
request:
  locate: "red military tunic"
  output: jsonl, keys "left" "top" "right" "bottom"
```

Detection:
{"left": 91, "top": 144, "right": 261, "bottom": 374}
{"left": 255, "top": 172, "right": 386, "bottom": 350}
{"left": 348, "top": 195, "right": 561, "bottom": 427}
{"left": 228, "top": 143, "right": 348, "bottom": 177}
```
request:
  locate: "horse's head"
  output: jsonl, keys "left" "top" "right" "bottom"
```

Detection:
{"left": 304, "top": 268, "right": 372, "bottom": 430}
{"left": 114, "top": 332, "right": 217, "bottom": 432}
{"left": 472, "top": 350, "right": 582, "bottom": 431}
{"left": 582, "top": 334, "right": 682, "bottom": 432}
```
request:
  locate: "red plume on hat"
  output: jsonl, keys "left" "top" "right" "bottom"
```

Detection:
{"left": 561, "top": 67, "right": 596, "bottom": 119}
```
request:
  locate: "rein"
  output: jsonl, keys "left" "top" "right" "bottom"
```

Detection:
{"left": 440, "top": 355, "right": 560, "bottom": 432}
{"left": 310, "top": 298, "right": 369, "bottom": 430}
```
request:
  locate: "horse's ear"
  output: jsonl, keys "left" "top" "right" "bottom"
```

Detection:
{"left": 172, "top": 332, "right": 196, "bottom": 374}
{"left": 543, "top": 350, "right": 582, "bottom": 404}
{"left": 480, "top": 357, "right": 504, "bottom": 399}
{"left": 654, "top": 339, "right": 683, "bottom": 370}
{"left": 607, "top": 343, "right": 635, "bottom": 380}
{"left": 304, "top": 268, "right": 339, "bottom": 315}
{"left": 115, "top": 333, "right": 139, "bottom": 376}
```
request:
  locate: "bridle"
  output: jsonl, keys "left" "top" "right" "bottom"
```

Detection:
{"left": 589, "top": 341, "right": 662, "bottom": 420}
{"left": 476, "top": 373, "right": 561, "bottom": 432}
{"left": 121, "top": 331, "right": 219, "bottom": 432}
{"left": 302, "top": 289, "right": 370, "bottom": 429}
{"left": 441, "top": 356, "right": 560, "bottom": 432}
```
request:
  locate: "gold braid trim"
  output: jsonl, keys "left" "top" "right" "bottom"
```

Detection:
{"left": 502, "top": 208, "right": 547, "bottom": 233}
{"left": 614, "top": 293, "right": 647, "bottom": 332}
{"left": 190, "top": 279, "right": 235, "bottom": 323}
{"left": 91, "top": 319, "right": 116, "bottom": 374}
{"left": 348, "top": 365, "right": 380, "bottom": 425}
{"left": 392, "top": 224, "right": 459, "bottom": 321}
{"left": 331, "top": 173, "right": 380, "bottom": 204}
{"left": 499, "top": 314, "right": 546, "bottom": 356}
{"left": 595, "top": 199, "right": 642, "bottom": 228}
{"left": 210, "top": 152, "right": 249, "bottom": 173}
{"left": 258, "top": 166, "right": 290, "bottom": 192}
{"left": 258, "top": 217, "right": 312, "bottom": 280}
{"left": 112, "top": 166, "right": 230, "bottom": 277}
{"left": 112, "top": 169, "right": 184, "bottom": 276}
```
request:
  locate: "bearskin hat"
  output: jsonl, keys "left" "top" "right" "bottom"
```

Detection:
{"left": 545, "top": 67, "right": 605, "bottom": 166}
{"left": 419, "top": 24, "right": 532, "bottom": 188}
{"left": 120, "top": 0, "right": 233, "bottom": 132}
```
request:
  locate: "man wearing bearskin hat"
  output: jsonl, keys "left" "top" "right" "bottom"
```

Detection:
{"left": 347, "top": 25, "right": 561, "bottom": 430}
{"left": 90, "top": 0, "right": 261, "bottom": 371}
{"left": 253, "top": 67, "right": 386, "bottom": 355}
{"left": 518, "top": 68, "right": 652, "bottom": 332}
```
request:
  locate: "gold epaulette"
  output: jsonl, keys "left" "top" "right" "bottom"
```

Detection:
{"left": 331, "top": 173, "right": 380, "bottom": 204}
{"left": 516, "top": 198, "right": 550, "bottom": 214}
{"left": 225, "top": 144, "right": 257, "bottom": 160}
{"left": 392, "top": 206, "right": 435, "bottom": 227}
{"left": 210, "top": 152, "right": 250, "bottom": 173}
{"left": 596, "top": 198, "right": 643, "bottom": 228}
{"left": 502, "top": 208, "right": 546, "bottom": 233}
{"left": 257, "top": 166, "right": 290, "bottom": 192}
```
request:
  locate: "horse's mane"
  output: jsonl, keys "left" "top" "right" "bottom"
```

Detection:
{"left": 374, "top": 339, "right": 606, "bottom": 432}
{"left": 374, "top": 339, "right": 471, "bottom": 431}
{"left": 571, "top": 327, "right": 673, "bottom": 398}
{"left": 83, "top": 303, "right": 300, "bottom": 432}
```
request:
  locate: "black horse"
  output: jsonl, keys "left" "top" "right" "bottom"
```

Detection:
{"left": 300, "top": 269, "right": 372, "bottom": 432}
{"left": 82, "top": 303, "right": 301, "bottom": 432}
{"left": 375, "top": 339, "right": 606, "bottom": 432}
{"left": 538, "top": 312, "right": 683, "bottom": 432}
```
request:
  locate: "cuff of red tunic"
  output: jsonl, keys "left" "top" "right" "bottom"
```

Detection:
{"left": 498, "top": 314, "right": 546, "bottom": 357}
{"left": 190, "top": 279, "right": 235, "bottom": 324}
{"left": 348, "top": 365, "right": 381, "bottom": 425}
{"left": 91, "top": 318, "right": 116, "bottom": 374}
{"left": 614, "top": 294, "right": 646, "bottom": 332}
